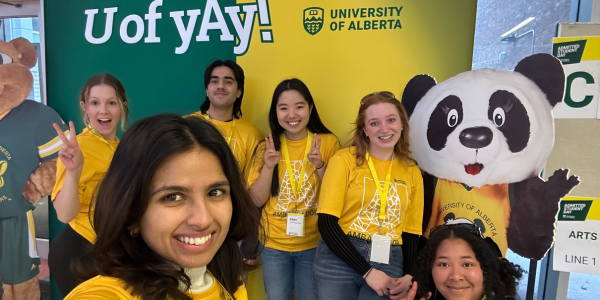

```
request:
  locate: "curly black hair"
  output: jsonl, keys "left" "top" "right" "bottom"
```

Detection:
{"left": 413, "top": 226, "right": 524, "bottom": 300}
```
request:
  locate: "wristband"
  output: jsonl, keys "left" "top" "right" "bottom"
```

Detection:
{"left": 315, "top": 160, "right": 326, "bottom": 170}
{"left": 363, "top": 267, "right": 374, "bottom": 280}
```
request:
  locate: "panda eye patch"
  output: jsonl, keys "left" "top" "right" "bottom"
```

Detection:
{"left": 426, "top": 95, "right": 464, "bottom": 151}
{"left": 487, "top": 90, "right": 530, "bottom": 153}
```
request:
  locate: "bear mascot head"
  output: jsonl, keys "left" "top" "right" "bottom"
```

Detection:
{"left": 402, "top": 53, "right": 580, "bottom": 260}
{"left": 0, "top": 37, "right": 68, "bottom": 298}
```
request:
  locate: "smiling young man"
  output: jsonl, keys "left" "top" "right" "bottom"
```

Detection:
{"left": 188, "top": 60, "right": 262, "bottom": 180}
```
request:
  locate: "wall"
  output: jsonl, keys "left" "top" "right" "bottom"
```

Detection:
{"left": 472, "top": 0, "right": 571, "bottom": 70}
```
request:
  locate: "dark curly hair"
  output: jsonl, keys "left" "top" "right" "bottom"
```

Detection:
{"left": 413, "top": 226, "right": 524, "bottom": 300}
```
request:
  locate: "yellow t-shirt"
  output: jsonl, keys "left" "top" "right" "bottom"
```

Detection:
{"left": 64, "top": 274, "right": 248, "bottom": 300}
{"left": 248, "top": 133, "right": 340, "bottom": 251}
{"left": 187, "top": 112, "right": 261, "bottom": 180}
{"left": 424, "top": 179, "right": 510, "bottom": 257}
{"left": 317, "top": 147, "right": 424, "bottom": 245}
{"left": 52, "top": 128, "right": 118, "bottom": 243}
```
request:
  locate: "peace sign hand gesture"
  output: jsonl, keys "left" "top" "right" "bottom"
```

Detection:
{"left": 264, "top": 134, "right": 280, "bottom": 170}
{"left": 53, "top": 121, "right": 84, "bottom": 173}
{"left": 307, "top": 133, "right": 323, "bottom": 169}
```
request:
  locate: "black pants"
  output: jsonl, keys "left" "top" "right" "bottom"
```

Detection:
{"left": 48, "top": 225, "right": 92, "bottom": 297}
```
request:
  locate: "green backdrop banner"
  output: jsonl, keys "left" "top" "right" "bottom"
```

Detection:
{"left": 44, "top": 1, "right": 477, "bottom": 299}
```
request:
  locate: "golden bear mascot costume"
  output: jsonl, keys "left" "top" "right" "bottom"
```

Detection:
{"left": 402, "top": 53, "right": 580, "bottom": 260}
{"left": 0, "top": 37, "right": 68, "bottom": 299}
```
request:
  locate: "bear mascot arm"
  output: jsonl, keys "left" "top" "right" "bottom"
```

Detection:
{"left": 0, "top": 37, "right": 66, "bottom": 204}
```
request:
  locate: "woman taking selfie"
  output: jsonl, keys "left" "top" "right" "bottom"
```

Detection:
{"left": 64, "top": 114, "right": 261, "bottom": 300}
{"left": 315, "top": 92, "right": 424, "bottom": 299}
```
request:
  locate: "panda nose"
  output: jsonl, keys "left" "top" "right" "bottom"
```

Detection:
{"left": 459, "top": 127, "right": 493, "bottom": 149}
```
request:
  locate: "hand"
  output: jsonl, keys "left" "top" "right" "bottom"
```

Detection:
{"left": 395, "top": 282, "right": 431, "bottom": 300}
{"left": 307, "top": 133, "right": 323, "bottom": 168}
{"left": 54, "top": 122, "right": 83, "bottom": 173}
{"left": 263, "top": 134, "right": 280, "bottom": 169}
{"left": 388, "top": 275, "right": 413, "bottom": 299}
{"left": 365, "top": 268, "right": 392, "bottom": 296}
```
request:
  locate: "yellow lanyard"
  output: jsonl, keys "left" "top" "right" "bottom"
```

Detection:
{"left": 280, "top": 132, "right": 312, "bottom": 201}
{"left": 87, "top": 125, "right": 118, "bottom": 151}
{"left": 366, "top": 152, "right": 393, "bottom": 225}
{"left": 203, "top": 111, "right": 235, "bottom": 146}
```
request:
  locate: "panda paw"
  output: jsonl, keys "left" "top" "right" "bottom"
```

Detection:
{"left": 547, "top": 169, "right": 580, "bottom": 198}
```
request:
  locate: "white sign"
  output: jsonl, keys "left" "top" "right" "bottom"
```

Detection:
{"left": 553, "top": 197, "right": 600, "bottom": 275}
{"left": 552, "top": 37, "right": 600, "bottom": 119}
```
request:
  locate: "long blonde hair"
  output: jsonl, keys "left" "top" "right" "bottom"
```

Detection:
{"left": 351, "top": 91, "right": 414, "bottom": 166}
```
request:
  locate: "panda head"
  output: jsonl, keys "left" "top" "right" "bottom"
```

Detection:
{"left": 403, "top": 54, "right": 565, "bottom": 188}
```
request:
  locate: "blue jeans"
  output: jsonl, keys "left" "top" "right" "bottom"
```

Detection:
{"left": 313, "top": 237, "right": 404, "bottom": 300}
{"left": 260, "top": 246, "right": 317, "bottom": 300}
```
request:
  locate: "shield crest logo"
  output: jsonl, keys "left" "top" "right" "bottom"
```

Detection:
{"left": 303, "top": 7, "right": 324, "bottom": 35}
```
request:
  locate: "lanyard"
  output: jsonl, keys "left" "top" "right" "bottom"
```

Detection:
{"left": 366, "top": 152, "right": 393, "bottom": 226}
{"left": 87, "top": 125, "right": 118, "bottom": 151}
{"left": 203, "top": 111, "right": 235, "bottom": 145}
{"left": 280, "top": 132, "right": 312, "bottom": 201}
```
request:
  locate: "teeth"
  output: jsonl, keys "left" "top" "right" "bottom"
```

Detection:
{"left": 379, "top": 135, "right": 392, "bottom": 140}
{"left": 288, "top": 121, "right": 299, "bottom": 126}
{"left": 177, "top": 234, "right": 212, "bottom": 246}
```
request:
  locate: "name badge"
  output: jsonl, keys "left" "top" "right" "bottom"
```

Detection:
{"left": 286, "top": 213, "right": 305, "bottom": 237}
{"left": 370, "top": 234, "right": 391, "bottom": 264}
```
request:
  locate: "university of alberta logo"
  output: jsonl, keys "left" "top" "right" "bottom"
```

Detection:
{"left": 303, "top": 7, "right": 324, "bottom": 35}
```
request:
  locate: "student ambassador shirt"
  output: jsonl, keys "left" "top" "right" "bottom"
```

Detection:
{"left": 248, "top": 133, "right": 340, "bottom": 251}
{"left": 187, "top": 113, "right": 261, "bottom": 180}
{"left": 52, "top": 128, "right": 118, "bottom": 243}
{"left": 318, "top": 146, "right": 424, "bottom": 245}
{"left": 64, "top": 274, "right": 247, "bottom": 300}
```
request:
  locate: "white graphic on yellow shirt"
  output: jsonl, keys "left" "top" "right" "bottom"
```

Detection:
{"left": 350, "top": 178, "right": 407, "bottom": 238}
{"left": 277, "top": 160, "right": 316, "bottom": 211}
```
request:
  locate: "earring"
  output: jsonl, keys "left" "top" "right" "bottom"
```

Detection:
{"left": 130, "top": 229, "right": 138, "bottom": 237}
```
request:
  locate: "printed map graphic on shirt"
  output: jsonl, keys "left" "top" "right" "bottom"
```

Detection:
{"left": 350, "top": 178, "right": 407, "bottom": 238}
{"left": 277, "top": 160, "right": 316, "bottom": 211}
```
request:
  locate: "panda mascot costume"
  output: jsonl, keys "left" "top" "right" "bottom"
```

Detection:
{"left": 402, "top": 53, "right": 580, "bottom": 260}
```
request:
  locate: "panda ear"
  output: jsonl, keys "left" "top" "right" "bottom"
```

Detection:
{"left": 401, "top": 75, "right": 437, "bottom": 118}
{"left": 514, "top": 53, "right": 565, "bottom": 107}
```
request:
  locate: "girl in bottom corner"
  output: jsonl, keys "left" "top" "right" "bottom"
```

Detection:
{"left": 393, "top": 223, "right": 523, "bottom": 300}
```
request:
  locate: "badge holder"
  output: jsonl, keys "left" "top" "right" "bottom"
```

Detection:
{"left": 286, "top": 212, "right": 305, "bottom": 237}
{"left": 370, "top": 225, "right": 391, "bottom": 264}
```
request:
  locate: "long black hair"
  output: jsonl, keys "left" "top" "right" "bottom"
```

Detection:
{"left": 80, "top": 114, "right": 261, "bottom": 300}
{"left": 200, "top": 59, "right": 245, "bottom": 119}
{"left": 413, "top": 226, "right": 523, "bottom": 300}
{"left": 263, "top": 78, "right": 332, "bottom": 197}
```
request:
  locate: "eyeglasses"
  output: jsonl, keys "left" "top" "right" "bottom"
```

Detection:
{"left": 360, "top": 91, "right": 397, "bottom": 106}
{"left": 429, "top": 222, "right": 485, "bottom": 239}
